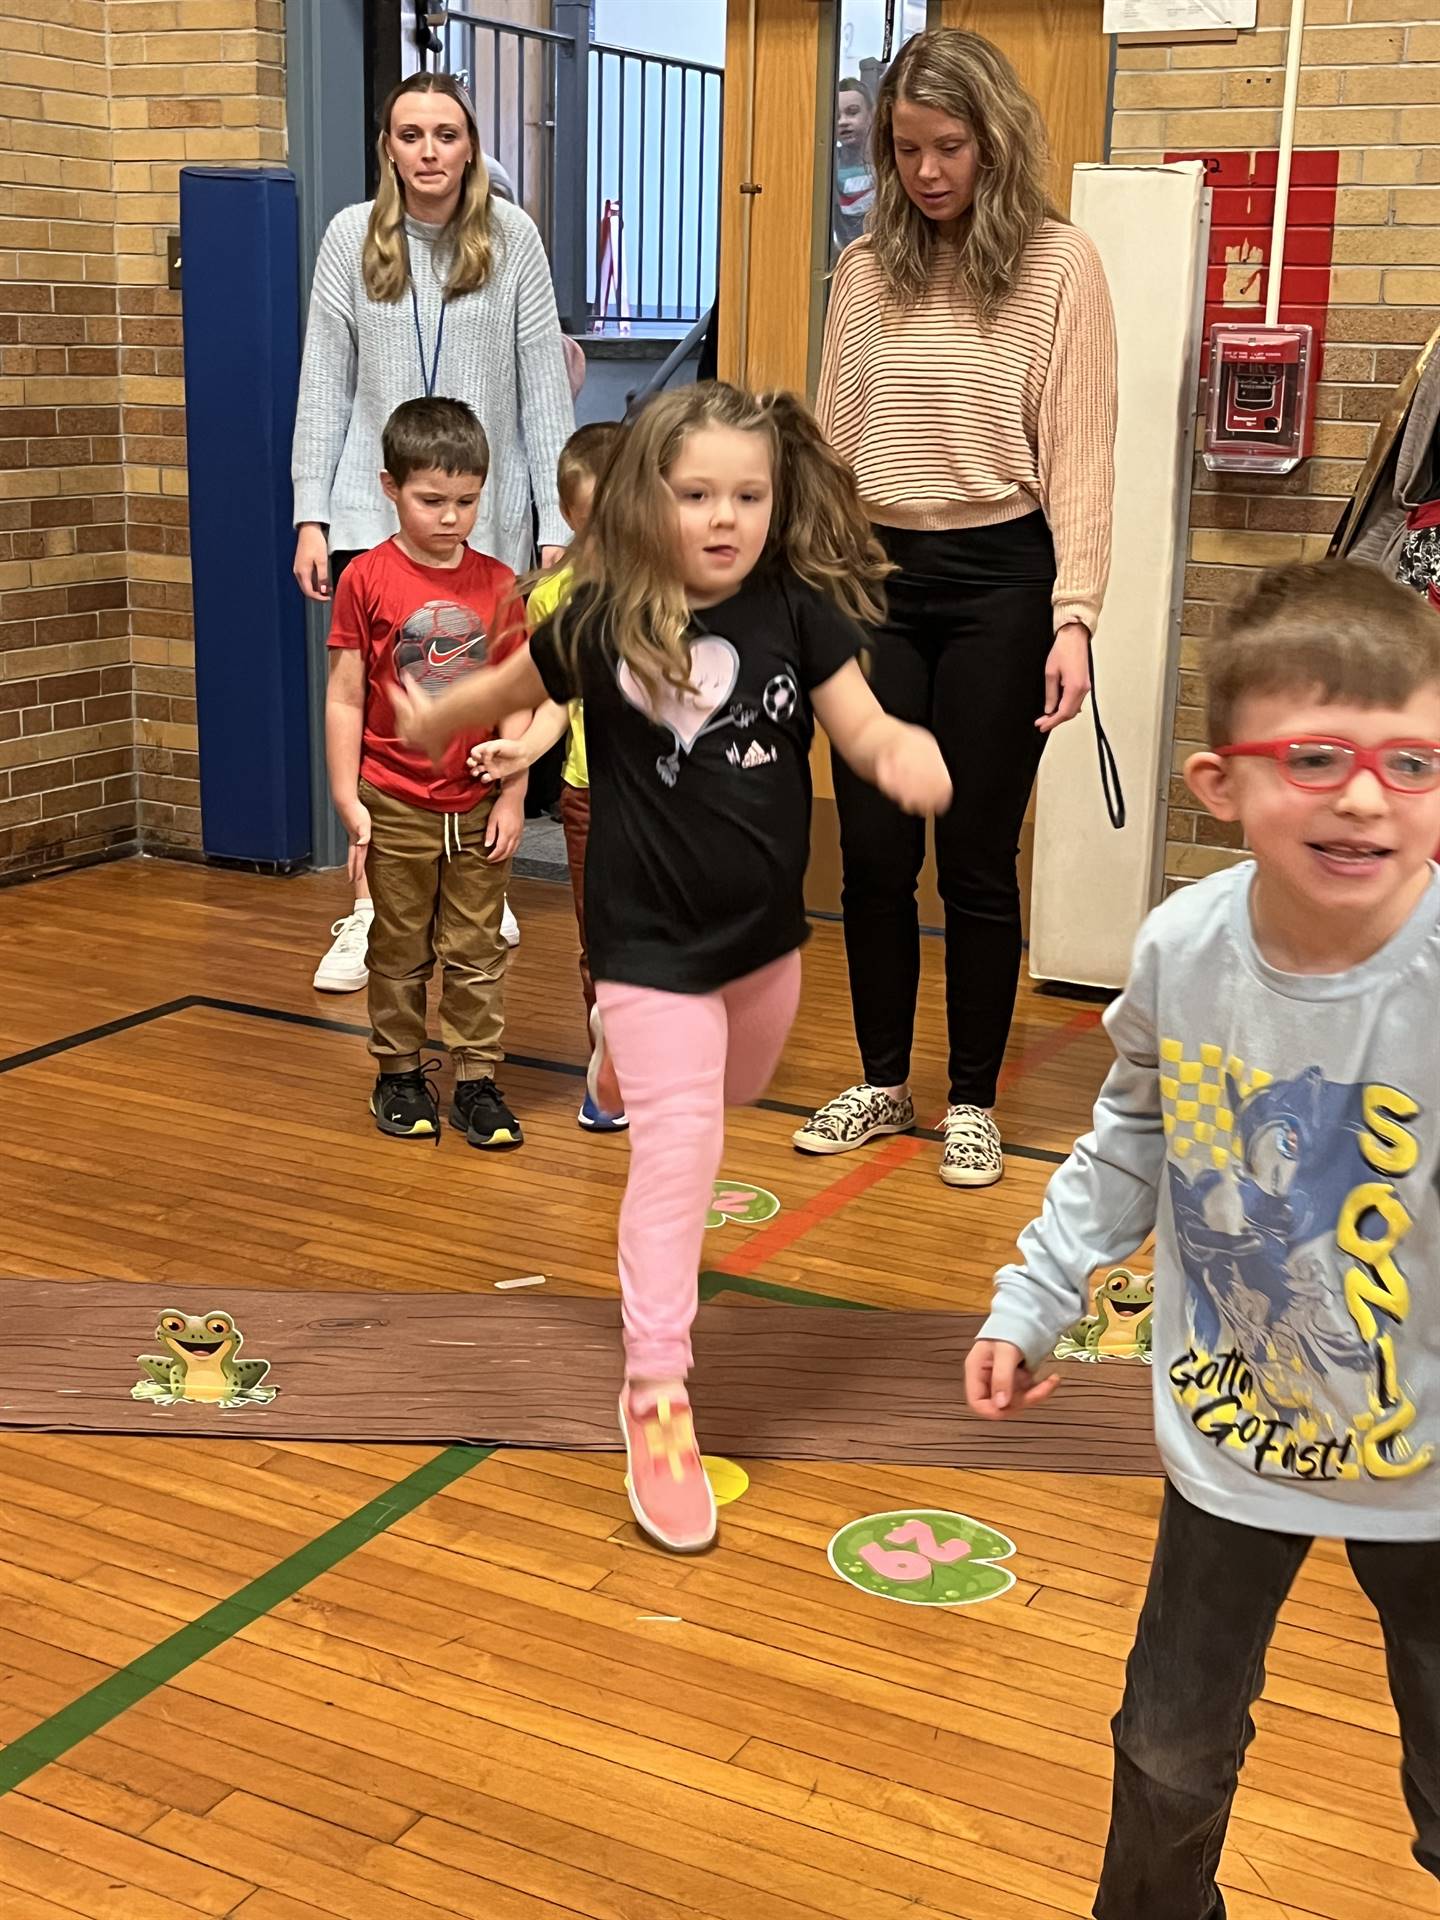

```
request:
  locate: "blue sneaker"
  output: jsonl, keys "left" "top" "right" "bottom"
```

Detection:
{"left": 581, "top": 1005, "right": 627, "bottom": 1132}
{"left": 578, "top": 1088, "right": 628, "bottom": 1132}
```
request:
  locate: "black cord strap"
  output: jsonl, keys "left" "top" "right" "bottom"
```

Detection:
{"left": 1088, "top": 635, "right": 1126, "bottom": 831}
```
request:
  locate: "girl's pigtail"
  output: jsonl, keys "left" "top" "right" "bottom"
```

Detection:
{"left": 758, "top": 389, "right": 891, "bottom": 627}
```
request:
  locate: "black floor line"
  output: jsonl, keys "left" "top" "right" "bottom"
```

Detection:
{"left": 1, "top": 993, "right": 1070, "bottom": 1165}
{"left": 0, "top": 997, "right": 201, "bottom": 1075}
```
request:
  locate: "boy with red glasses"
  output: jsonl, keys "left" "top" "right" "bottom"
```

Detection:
{"left": 967, "top": 560, "right": 1440, "bottom": 1917}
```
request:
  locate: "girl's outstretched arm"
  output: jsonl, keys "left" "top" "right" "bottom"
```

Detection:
{"left": 392, "top": 643, "right": 550, "bottom": 766}
{"left": 812, "top": 658, "right": 952, "bottom": 816}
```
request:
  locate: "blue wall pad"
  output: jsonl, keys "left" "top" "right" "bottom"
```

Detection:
{"left": 180, "top": 166, "right": 310, "bottom": 868}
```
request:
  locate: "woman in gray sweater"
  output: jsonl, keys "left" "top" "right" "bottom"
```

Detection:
{"left": 293, "top": 71, "right": 575, "bottom": 991}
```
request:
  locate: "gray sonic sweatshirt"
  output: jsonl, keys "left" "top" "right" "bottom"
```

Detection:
{"left": 982, "top": 861, "right": 1440, "bottom": 1540}
{"left": 292, "top": 200, "right": 575, "bottom": 573}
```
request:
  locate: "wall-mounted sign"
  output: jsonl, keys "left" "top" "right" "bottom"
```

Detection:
{"left": 1104, "top": 0, "right": 1256, "bottom": 29}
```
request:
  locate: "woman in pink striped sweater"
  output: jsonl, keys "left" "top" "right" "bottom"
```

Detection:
{"left": 794, "top": 28, "right": 1118, "bottom": 1190}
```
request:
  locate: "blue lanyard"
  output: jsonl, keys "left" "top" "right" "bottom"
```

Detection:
{"left": 410, "top": 284, "right": 446, "bottom": 396}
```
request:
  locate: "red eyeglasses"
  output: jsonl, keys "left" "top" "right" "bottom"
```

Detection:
{"left": 1217, "top": 736, "right": 1440, "bottom": 794}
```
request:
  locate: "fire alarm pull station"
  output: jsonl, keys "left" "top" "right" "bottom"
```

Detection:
{"left": 1204, "top": 322, "right": 1315, "bottom": 474}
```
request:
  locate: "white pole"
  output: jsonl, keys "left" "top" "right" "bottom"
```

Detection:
{"left": 737, "top": 0, "right": 758, "bottom": 384}
{"left": 1266, "top": 0, "right": 1306, "bottom": 328}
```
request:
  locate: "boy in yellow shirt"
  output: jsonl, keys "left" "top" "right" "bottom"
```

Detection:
{"left": 472, "top": 421, "right": 625, "bottom": 1129}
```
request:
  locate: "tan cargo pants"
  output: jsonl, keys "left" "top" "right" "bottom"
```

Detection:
{"left": 359, "top": 778, "right": 510, "bottom": 1082}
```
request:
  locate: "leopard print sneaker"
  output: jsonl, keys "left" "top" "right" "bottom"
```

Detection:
{"left": 940, "top": 1105, "right": 1003, "bottom": 1188}
{"left": 792, "top": 1084, "right": 916, "bottom": 1156}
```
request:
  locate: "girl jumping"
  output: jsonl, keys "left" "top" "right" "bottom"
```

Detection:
{"left": 395, "top": 381, "right": 951, "bottom": 1553}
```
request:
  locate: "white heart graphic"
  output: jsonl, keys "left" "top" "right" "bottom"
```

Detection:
{"left": 617, "top": 637, "right": 740, "bottom": 753}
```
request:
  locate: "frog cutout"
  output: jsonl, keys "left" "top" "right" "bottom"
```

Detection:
{"left": 705, "top": 1180, "right": 781, "bottom": 1230}
{"left": 131, "top": 1309, "right": 277, "bottom": 1409}
{"left": 1054, "top": 1266, "right": 1155, "bottom": 1364}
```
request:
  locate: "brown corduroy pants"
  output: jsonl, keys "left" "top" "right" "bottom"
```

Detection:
{"left": 558, "top": 778, "right": 594, "bottom": 1017}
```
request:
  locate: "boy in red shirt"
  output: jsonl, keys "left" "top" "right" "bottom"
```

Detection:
{"left": 326, "top": 397, "right": 530, "bottom": 1147}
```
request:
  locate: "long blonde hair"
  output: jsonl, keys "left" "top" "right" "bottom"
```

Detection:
{"left": 868, "top": 29, "right": 1056, "bottom": 321}
{"left": 547, "top": 382, "right": 890, "bottom": 707}
{"left": 364, "top": 73, "right": 494, "bottom": 302}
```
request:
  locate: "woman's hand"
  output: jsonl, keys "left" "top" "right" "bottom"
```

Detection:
{"left": 1037, "top": 622, "right": 1091, "bottom": 734}
{"left": 485, "top": 787, "right": 525, "bottom": 864}
{"left": 540, "top": 545, "right": 567, "bottom": 571}
{"left": 294, "top": 524, "right": 332, "bottom": 602}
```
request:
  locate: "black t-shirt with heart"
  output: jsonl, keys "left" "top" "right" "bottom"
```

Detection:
{"left": 528, "top": 564, "right": 861, "bottom": 993}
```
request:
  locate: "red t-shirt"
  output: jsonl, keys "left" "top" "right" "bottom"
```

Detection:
{"left": 328, "top": 537, "right": 525, "bottom": 812}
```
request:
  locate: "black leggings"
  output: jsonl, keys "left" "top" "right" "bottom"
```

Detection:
{"left": 833, "top": 515, "right": 1056, "bottom": 1109}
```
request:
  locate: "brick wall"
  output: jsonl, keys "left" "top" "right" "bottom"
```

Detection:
{"left": 111, "top": 0, "right": 285, "bottom": 854}
{"left": 1110, "top": 0, "right": 1440, "bottom": 888}
{"left": 0, "top": 2, "right": 133, "bottom": 879}
{"left": 0, "top": 0, "right": 284, "bottom": 880}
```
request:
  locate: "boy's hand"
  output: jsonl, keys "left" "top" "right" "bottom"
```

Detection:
{"left": 338, "top": 796, "right": 372, "bottom": 887}
{"left": 470, "top": 737, "right": 532, "bottom": 782}
{"left": 965, "top": 1339, "right": 1060, "bottom": 1420}
{"left": 485, "top": 786, "right": 525, "bottom": 864}
{"left": 392, "top": 679, "right": 451, "bottom": 765}
{"left": 876, "top": 722, "right": 953, "bottom": 817}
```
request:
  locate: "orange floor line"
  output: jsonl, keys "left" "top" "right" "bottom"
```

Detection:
{"left": 721, "top": 1004, "right": 1107, "bottom": 1282}
{"left": 716, "top": 1133, "right": 928, "bottom": 1277}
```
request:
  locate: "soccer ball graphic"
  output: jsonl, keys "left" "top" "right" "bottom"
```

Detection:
{"left": 762, "top": 673, "right": 798, "bottom": 724}
{"left": 393, "top": 599, "right": 488, "bottom": 696}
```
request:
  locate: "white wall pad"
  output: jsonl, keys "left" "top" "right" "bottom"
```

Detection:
{"left": 1030, "top": 160, "right": 1209, "bottom": 991}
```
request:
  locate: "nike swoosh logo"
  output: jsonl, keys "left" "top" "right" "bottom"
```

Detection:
{"left": 427, "top": 641, "right": 482, "bottom": 666}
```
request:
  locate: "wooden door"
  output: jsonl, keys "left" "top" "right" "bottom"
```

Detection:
{"left": 937, "top": 0, "right": 1109, "bottom": 203}
{"left": 934, "top": 4, "right": 1109, "bottom": 933}
{"left": 720, "top": 2, "right": 1112, "bottom": 921}
{"left": 719, "top": 0, "right": 829, "bottom": 396}
{"left": 718, "top": 2, "right": 1110, "bottom": 392}
{"left": 809, "top": 2, "right": 1110, "bottom": 921}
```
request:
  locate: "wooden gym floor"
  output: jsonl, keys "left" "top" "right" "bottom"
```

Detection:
{"left": 0, "top": 857, "right": 1434, "bottom": 1920}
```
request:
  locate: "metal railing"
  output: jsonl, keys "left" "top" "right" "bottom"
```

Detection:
{"left": 414, "top": 3, "right": 722, "bottom": 335}
{"left": 590, "top": 39, "right": 722, "bottom": 328}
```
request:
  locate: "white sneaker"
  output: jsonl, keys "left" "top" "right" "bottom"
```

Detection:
{"left": 940, "top": 1105, "right": 1003, "bottom": 1188}
{"left": 501, "top": 900, "right": 520, "bottom": 948}
{"left": 792, "top": 1083, "right": 915, "bottom": 1155}
{"left": 312, "top": 906, "right": 373, "bottom": 993}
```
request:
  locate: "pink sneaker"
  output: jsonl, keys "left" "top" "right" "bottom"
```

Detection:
{"left": 619, "top": 1391, "right": 717, "bottom": 1553}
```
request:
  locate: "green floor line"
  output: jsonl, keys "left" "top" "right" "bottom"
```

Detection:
{"left": 0, "top": 1441, "right": 494, "bottom": 1799}
{"left": 3, "top": 1284, "right": 870, "bottom": 1796}
{"left": 699, "top": 1270, "right": 876, "bottom": 1311}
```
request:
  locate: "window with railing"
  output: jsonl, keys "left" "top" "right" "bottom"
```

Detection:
{"left": 829, "top": 0, "right": 929, "bottom": 268}
{"left": 409, "top": 3, "right": 723, "bottom": 335}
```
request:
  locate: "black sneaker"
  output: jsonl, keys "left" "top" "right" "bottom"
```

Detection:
{"left": 451, "top": 1076, "right": 523, "bottom": 1150}
{"left": 370, "top": 1062, "right": 441, "bottom": 1141}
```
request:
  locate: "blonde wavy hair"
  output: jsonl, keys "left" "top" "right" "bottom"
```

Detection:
{"left": 364, "top": 73, "right": 494, "bottom": 303}
{"left": 544, "top": 382, "right": 890, "bottom": 707}
{"left": 868, "top": 29, "right": 1056, "bottom": 321}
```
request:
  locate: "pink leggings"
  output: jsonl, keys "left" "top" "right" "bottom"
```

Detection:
{"left": 595, "top": 949, "right": 802, "bottom": 1384}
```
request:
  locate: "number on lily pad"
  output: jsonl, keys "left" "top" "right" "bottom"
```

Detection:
{"left": 827, "top": 1509, "right": 1016, "bottom": 1607}
{"left": 705, "top": 1180, "right": 781, "bottom": 1229}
